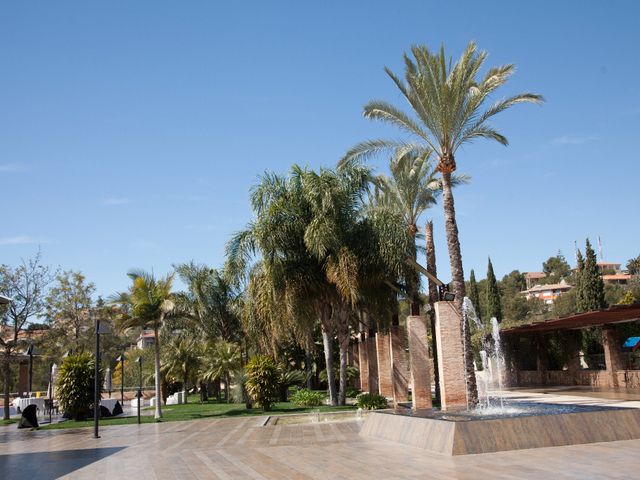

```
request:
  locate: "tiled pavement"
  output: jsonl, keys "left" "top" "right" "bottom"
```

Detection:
{"left": 2, "top": 391, "right": 640, "bottom": 479}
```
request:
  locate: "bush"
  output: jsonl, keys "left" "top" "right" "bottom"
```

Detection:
{"left": 56, "top": 353, "right": 100, "bottom": 420}
{"left": 345, "top": 386, "right": 361, "bottom": 398}
{"left": 245, "top": 355, "right": 279, "bottom": 411}
{"left": 289, "top": 389, "right": 326, "bottom": 407}
{"left": 356, "top": 392, "right": 388, "bottom": 410}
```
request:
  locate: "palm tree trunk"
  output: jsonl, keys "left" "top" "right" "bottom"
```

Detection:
{"left": 305, "top": 338, "right": 314, "bottom": 390}
{"left": 183, "top": 372, "right": 188, "bottom": 404}
{"left": 319, "top": 302, "right": 337, "bottom": 405}
{"left": 225, "top": 372, "right": 230, "bottom": 403}
{"left": 2, "top": 353, "right": 10, "bottom": 420}
{"left": 336, "top": 303, "right": 350, "bottom": 406}
{"left": 153, "top": 326, "right": 163, "bottom": 419}
{"left": 425, "top": 221, "right": 441, "bottom": 405}
{"left": 441, "top": 172, "right": 478, "bottom": 407}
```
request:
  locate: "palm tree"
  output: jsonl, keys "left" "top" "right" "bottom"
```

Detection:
{"left": 162, "top": 336, "right": 201, "bottom": 403}
{"left": 371, "top": 150, "right": 468, "bottom": 403}
{"left": 341, "top": 42, "right": 543, "bottom": 406}
{"left": 200, "top": 340, "right": 241, "bottom": 403}
{"left": 111, "top": 270, "right": 175, "bottom": 419}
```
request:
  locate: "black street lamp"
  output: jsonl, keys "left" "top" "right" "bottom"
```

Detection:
{"left": 93, "top": 310, "right": 111, "bottom": 439}
{"left": 135, "top": 356, "right": 142, "bottom": 424}
{"left": 116, "top": 354, "right": 126, "bottom": 405}
{"left": 26, "top": 344, "right": 41, "bottom": 396}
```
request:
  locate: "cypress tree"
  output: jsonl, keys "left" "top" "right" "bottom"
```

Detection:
{"left": 486, "top": 257, "right": 503, "bottom": 323}
{"left": 575, "top": 249, "right": 585, "bottom": 312}
{"left": 468, "top": 269, "right": 482, "bottom": 323}
{"left": 581, "top": 239, "right": 607, "bottom": 311}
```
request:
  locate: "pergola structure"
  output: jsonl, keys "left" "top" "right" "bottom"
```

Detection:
{"left": 502, "top": 305, "right": 640, "bottom": 389}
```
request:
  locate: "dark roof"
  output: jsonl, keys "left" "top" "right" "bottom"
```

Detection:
{"left": 501, "top": 304, "right": 640, "bottom": 335}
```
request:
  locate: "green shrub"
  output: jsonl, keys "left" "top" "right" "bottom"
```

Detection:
{"left": 56, "top": 353, "right": 101, "bottom": 420}
{"left": 289, "top": 389, "right": 326, "bottom": 407}
{"left": 356, "top": 392, "right": 388, "bottom": 410}
{"left": 345, "top": 386, "right": 361, "bottom": 398}
{"left": 245, "top": 355, "right": 279, "bottom": 411}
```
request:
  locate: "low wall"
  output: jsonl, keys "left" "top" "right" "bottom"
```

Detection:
{"left": 513, "top": 369, "right": 640, "bottom": 389}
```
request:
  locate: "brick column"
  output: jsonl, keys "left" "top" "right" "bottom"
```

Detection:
{"left": 358, "top": 333, "right": 369, "bottom": 392}
{"left": 390, "top": 322, "right": 409, "bottom": 404}
{"left": 434, "top": 302, "right": 468, "bottom": 411}
{"left": 367, "top": 331, "right": 379, "bottom": 394}
{"left": 18, "top": 361, "right": 29, "bottom": 395}
{"left": 407, "top": 315, "right": 432, "bottom": 410}
{"left": 376, "top": 332, "right": 393, "bottom": 398}
{"left": 603, "top": 327, "right": 623, "bottom": 388}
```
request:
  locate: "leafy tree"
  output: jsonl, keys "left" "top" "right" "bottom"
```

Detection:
{"left": 618, "top": 291, "right": 636, "bottom": 305}
{"left": 45, "top": 270, "right": 95, "bottom": 353}
{"left": 56, "top": 353, "right": 99, "bottom": 420}
{"left": 542, "top": 252, "right": 571, "bottom": 281}
{"left": 552, "top": 288, "right": 578, "bottom": 318}
{"left": 627, "top": 255, "right": 640, "bottom": 275}
{"left": 200, "top": 340, "right": 241, "bottom": 403}
{"left": 341, "top": 42, "right": 543, "bottom": 406}
{"left": 161, "top": 336, "right": 202, "bottom": 403}
{"left": 111, "top": 270, "right": 175, "bottom": 419}
{"left": 485, "top": 258, "right": 502, "bottom": 323}
{"left": 0, "top": 253, "right": 53, "bottom": 419}
{"left": 578, "top": 239, "right": 607, "bottom": 312}
{"left": 245, "top": 355, "right": 279, "bottom": 411}
{"left": 574, "top": 249, "right": 586, "bottom": 310}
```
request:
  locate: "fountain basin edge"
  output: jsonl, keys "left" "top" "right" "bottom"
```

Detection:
{"left": 359, "top": 407, "right": 640, "bottom": 455}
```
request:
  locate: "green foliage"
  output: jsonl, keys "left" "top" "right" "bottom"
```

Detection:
{"left": 578, "top": 239, "right": 607, "bottom": 312}
{"left": 542, "top": 253, "right": 571, "bottom": 281}
{"left": 245, "top": 355, "right": 280, "bottom": 411}
{"left": 618, "top": 291, "right": 636, "bottom": 305}
{"left": 345, "top": 386, "right": 361, "bottom": 398}
{"left": 552, "top": 288, "right": 578, "bottom": 318}
{"left": 289, "top": 389, "right": 326, "bottom": 407}
{"left": 356, "top": 392, "right": 388, "bottom": 410}
{"left": 320, "top": 366, "right": 358, "bottom": 384}
{"left": 56, "top": 353, "right": 99, "bottom": 420}
{"left": 467, "top": 270, "right": 481, "bottom": 324}
{"left": 485, "top": 258, "right": 502, "bottom": 323}
{"left": 627, "top": 255, "right": 640, "bottom": 276}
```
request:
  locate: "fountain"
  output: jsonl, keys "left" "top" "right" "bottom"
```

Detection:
{"left": 360, "top": 299, "right": 640, "bottom": 455}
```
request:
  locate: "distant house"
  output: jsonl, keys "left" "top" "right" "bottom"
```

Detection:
{"left": 522, "top": 280, "right": 573, "bottom": 305}
{"left": 136, "top": 330, "right": 155, "bottom": 349}
{"left": 597, "top": 262, "right": 632, "bottom": 284}
{"left": 524, "top": 272, "right": 547, "bottom": 289}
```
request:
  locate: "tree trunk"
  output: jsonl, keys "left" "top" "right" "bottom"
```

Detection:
{"left": 153, "top": 326, "right": 163, "bottom": 419}
{"left": 441, "top": 172, "right": 478, "bottom": 407}
{"left": 336, "top": 303, "right": 351, "bottom": 406}
{"left": 2, "top": 353, "right": 10, "bottom": 420}
{"left": 425, "top": 221, "right": 441, "bottom": 405}
{"left": 225, "top": 372, "right": 230, "bottom": 403}
{"left": 183, "top": 372, "right": 188, "bottom": 404}
{"left": 319, "top": 302, "right": 337, "bottom": 405}
{"left": 305, "top": 339, "right": 314, "bottom": 390}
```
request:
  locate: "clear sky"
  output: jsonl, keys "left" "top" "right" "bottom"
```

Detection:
{"left": 1, "top": 1, "right": 639, "bottom": 296}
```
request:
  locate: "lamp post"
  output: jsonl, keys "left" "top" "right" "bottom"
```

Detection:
{"left": 26, "top": 344, "right": 41, "bottom": 396}
{"left": 93, "top": 310, "right": 111, "bottom": 439}
{"left": 116, "top": 354, "right": 125, "bottom": 405}
{"left": 135, "top": 356, "right": 142, "bottom": 424}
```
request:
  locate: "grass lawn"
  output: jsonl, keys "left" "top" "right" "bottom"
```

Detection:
{"left": 0, "top": 418, "right": 18, "bottom": 426}
{"left": 40, "top": 395, "right": 356, "bottom": 430}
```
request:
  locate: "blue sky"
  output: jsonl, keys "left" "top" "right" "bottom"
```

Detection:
{"left": 1, "top": 1, "right": 639, "bottom": 296}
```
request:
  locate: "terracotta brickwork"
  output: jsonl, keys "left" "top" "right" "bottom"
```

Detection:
{"left": 434, "top": 302, "right": 468, "bottom": 411}
{"left": 367, "top": 335, "right": 379, "bottom": 394}
{"left": 407, "top": 315, "right": 432, "bottom": 410}
{"left": 390, "top": 325, "right": 409, "bottom": 404}
{"left": 358, "top": 335, "right": 369, "bottom": 392}
{"left": 376, "top": 333, "right": 393, "bottom": 398}
{"left": 603, "top": 327, "right": 624, "bottom": 388}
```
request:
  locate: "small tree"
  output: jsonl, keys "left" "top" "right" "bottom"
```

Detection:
{"left": 578, "top": 239, "right": 607, "bottom": 312}
{"left": 56, "top": 353, "right": 98, "bottom": 420}
{"left": 627, "top": 255, "right": 640, "bottom": 276}
{"left": 468, "top": 269, "right": 482, "bottom": 324}
{"left": 485, "top": 258, "right": 502, "bottom": 323}
{"left": 245, "top": 355, "right": 279, "bottom": 411}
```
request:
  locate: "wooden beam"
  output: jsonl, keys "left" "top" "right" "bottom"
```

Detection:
{"left": 405, "top": 257, "right": 444, "bottom": 287}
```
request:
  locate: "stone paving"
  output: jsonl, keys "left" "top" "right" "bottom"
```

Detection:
{"left": 1, "top": 390, "right": 640, "bottom": 479}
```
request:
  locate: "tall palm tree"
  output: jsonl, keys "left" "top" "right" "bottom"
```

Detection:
{"left": 201, "top": 340, "right": 242, "bottom": 403}
{"left": 371, "top": 150, "right": 468, "bottom": 403}
{"left": 161, "top": 336, "right": 201, "bottom": 404}
{"left": 112, "top": 270, "right": 175, "bottom": 419}
{"left": 341, "top": 42, "right": 543, "bottom": 406}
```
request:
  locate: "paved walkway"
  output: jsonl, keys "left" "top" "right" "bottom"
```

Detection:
{"left": 1, "top": 391, "right": 640, "bottom": 479}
